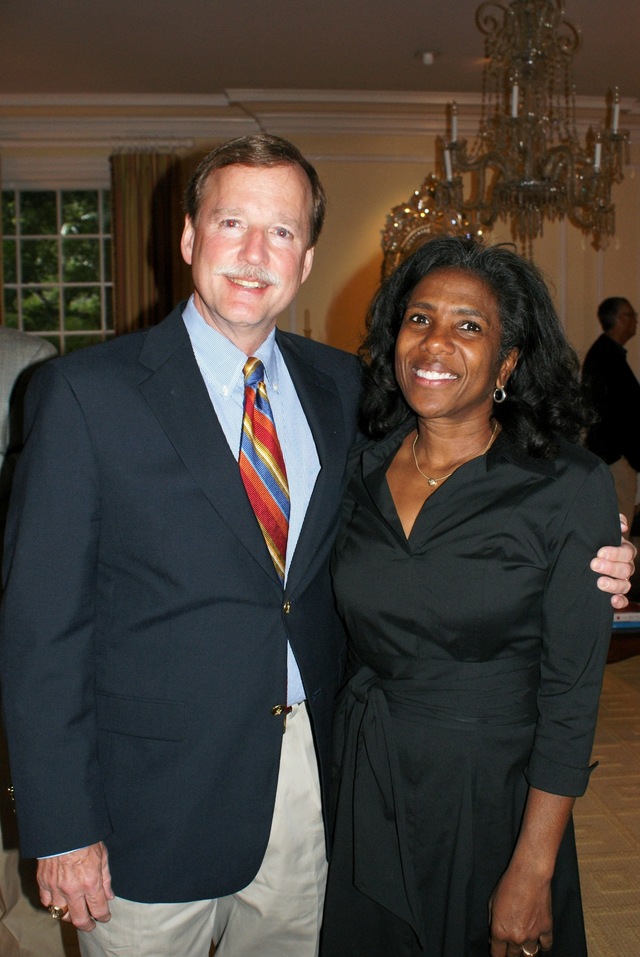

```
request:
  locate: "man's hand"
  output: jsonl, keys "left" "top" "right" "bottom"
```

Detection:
{"left": 593, "top": 515, "right": 637, "bottom": 609}
{"left": 37, "top": 842, "right": 114, "bottom": 932}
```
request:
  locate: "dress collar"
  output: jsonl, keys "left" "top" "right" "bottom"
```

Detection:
{"left": 358, "top": 417, "right": 558, "bottom": 479}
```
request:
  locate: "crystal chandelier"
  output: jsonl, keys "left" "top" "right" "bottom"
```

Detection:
{"left": 382, "top": 0, "right": 630, "bottom": 274}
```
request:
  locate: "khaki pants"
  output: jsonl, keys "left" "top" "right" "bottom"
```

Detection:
{"left": 79, "top": 703, "right": 327, "bottom": 957}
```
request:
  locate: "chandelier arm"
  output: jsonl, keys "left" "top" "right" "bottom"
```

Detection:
{"left": 541, "top": 143, "right": 578, "bottom": 180}
{"left": 454, "top": 149, "right": 511, "bottom": 182}
{"left": 475, "top": 1, "right": 508, "bottom": 36}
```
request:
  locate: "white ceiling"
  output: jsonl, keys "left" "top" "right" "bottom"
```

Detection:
{"left": 2, "top": 0, "right": 639, "bottom": 102}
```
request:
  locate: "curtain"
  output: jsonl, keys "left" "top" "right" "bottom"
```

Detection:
{"left": 110, "top": 153, "right": 191, "bottom": 335}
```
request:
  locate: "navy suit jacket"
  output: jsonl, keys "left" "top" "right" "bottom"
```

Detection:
{"left": 0, "top": 305, "right": 361, "bottom": 903}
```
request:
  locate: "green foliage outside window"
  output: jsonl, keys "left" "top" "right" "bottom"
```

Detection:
{"left": 1, "top": 188, "right": 112, "bottom": 353}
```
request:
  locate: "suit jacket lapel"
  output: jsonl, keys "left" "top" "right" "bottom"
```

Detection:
{"left": 137, "top": 307, "right": 278, "bottom": 583}
{"left": 277, "top": 332, "right": 350, "bottom": 593}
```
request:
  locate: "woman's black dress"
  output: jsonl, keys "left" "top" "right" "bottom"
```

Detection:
{"left": 320, "top": 425, "right": 618, "bottom": 957}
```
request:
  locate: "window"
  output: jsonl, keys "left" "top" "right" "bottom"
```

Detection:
{"left": 2, "top": 189, "right": 113, "bottom": 354}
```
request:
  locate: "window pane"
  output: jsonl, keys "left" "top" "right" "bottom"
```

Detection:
{"left": 105, "top": 286, "right": 114, "bottom": 330}
{"left": 3, "top": 289, "right": 18, "bottom": 328}
{"left": 22, "top": 289, "right": 60, "bottom": 332}
{"left": 61, "top": 191, "right": 99, "bottom": 236}
{"left": 21, "top": 239, "right": 59, "bottom": 283}
{"left": 63, "top": 238, "right": 100, "bottom": 282}
{"left": 64, "top": 334, "right": 104, "bottom": 353}
{"left": 2, "top": 192, "right": 16, "bottom": 235}
{"left": 20, "top": 192, "right": 57, "bottom": 235}
{"left": 43, "top": 336, "right": 60, "bottom": 353}
{"left": 103, "top": 238, "right": 112, "bottom": 282}
{"left": 102, "top": 191, "right": 111, "bottom": 232}
{"left": 64, "top": 288, "right": 101, "bottom": 330}
{"left": 9, "top": 189, "right": 112, "bottom": 354}
{"left": 3, "top": 239, "right": 17, "bottom": 283}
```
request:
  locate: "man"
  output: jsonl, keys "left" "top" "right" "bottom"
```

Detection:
{"left": 583, "top": 297, "right": 640, "bottom": 524}
{"left": 1, "top": 135, "right": 361, "bottom": 957}
{"left": 0, "top": 136, "right": 633, "bottom": 957}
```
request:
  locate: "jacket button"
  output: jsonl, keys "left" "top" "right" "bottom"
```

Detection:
{"left": 283, "top": 600, "right": 291, "bottom": 614}
{"left": 271, "top": 704, "right": 285, "bottom": 716}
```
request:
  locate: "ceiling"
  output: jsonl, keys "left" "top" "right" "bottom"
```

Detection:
{"left": 2, "top": 0, "right": 639, "bottom": 103}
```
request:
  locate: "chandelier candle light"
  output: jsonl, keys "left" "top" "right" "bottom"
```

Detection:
{"left": 382, "top": 0, "right": 630, "bottom": 272}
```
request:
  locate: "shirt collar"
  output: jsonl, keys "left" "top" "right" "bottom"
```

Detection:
{"left": 182, "top": 295, "right": 280, "bottom": 397}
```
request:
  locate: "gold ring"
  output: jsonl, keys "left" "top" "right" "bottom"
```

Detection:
{"left": 522, "top": 948, "right": 539, "bottom": 957}
{"left": 48, "top": 905, "right": 68, "bottom": 920}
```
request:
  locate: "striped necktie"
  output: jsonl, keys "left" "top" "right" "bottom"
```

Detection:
{"left": 239, "top": 357, "right": 290, "bottom": 583}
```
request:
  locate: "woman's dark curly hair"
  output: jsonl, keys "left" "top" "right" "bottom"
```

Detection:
{"left": 359, "top": 236, "right": 595, "bottom": 458}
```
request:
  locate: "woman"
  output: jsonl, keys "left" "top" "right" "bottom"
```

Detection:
{"left": 320, "top": 238, "right": 619, "bottom": 957}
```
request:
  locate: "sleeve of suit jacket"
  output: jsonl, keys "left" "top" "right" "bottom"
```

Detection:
{"left": 1, "top": 361, "right": 113, "bottom": 857}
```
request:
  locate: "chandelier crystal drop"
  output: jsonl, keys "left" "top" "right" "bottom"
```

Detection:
{"left": 382, "top": 0, "right": 630, "bottom": 274}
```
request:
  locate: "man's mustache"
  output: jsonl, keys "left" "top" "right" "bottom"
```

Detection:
{"left": 215, "top": 265, "right": 281, "bottom": 287}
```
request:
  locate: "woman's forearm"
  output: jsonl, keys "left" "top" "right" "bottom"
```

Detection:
{"left": 511, "top": 787, "right": 575, "bottom": 878}
{"left": 489, "top": 788, "right": 575, "bottom": 956}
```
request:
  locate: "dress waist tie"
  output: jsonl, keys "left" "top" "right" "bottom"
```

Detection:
{"left": 339, "top": 660, "right": 539, "bottom": 949}
{"left": 341, "top": 665, "right": 425, "bottom": 948}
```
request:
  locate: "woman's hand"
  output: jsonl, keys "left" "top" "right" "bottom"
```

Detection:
{"left": 488, "top": 860, "right": 553, "bottom": 956}
{"left": 489, "top": 788, "right": 575, "bottom": 956}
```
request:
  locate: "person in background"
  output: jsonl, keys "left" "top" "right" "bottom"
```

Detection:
{"left": 583, "top": 296, "right": 640, "bottom": 526}
{"left": 0, "top": 327, "right": 57, "bottom": 538}
{"left": 0, "top": 327, "right": 69, "bottom": 957}
{"left": 320, "top": 238, "right": 622, "bottom": 957}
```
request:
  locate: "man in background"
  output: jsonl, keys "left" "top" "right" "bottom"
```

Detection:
{"left": 0, "top": 327, "right": 70, "bottom": 957}
{"left": 583, "top": 297, "right": 640, "bottom": 525}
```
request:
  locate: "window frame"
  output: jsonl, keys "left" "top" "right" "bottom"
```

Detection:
{"left": 1, "top": 186, "right": 113, "bottom": 354}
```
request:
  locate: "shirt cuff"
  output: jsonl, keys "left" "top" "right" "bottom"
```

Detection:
{"left": 525, "top": 751, "right": 598, "bottom": 797}
{"left": 38, "top": 847, "right": 88, "bottom": 859}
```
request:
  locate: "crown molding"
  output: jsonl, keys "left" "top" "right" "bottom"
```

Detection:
{"left": 1, "top": 90, "right": 638, "bottom": 158}
{"left": 0, "top": 155, "right": 111, "bottom": 189}
{"left": 0, "top": 89, "right": 640, "bottom": 138}
{"left": 0, "top": 93, "right": 230, "bottom": 108}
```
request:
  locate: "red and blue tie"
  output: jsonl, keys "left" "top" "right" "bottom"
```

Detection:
{"left": 239, "top": 357, "right": 290, "bottom": 583}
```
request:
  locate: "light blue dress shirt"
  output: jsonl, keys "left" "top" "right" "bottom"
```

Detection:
{"left": 183, "top": 296, "right": 320, "bottom": 704}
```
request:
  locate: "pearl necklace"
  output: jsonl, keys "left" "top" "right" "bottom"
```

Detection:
{"left": 411, "top": 421, "right": 499, "bottom": 487}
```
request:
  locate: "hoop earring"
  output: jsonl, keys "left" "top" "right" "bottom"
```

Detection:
{"left": 493, "top": 386, "right": 507, "bottom": 404}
